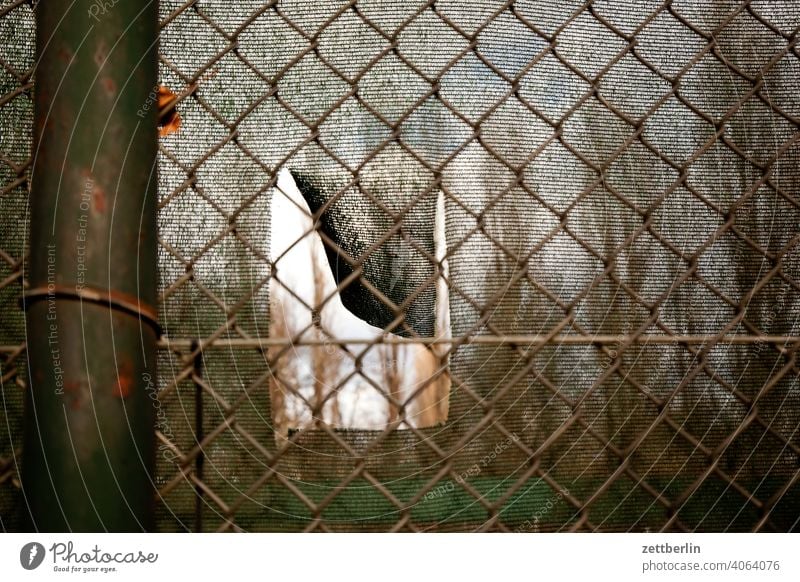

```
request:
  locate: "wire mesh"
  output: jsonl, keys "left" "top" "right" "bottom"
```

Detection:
{"left": 2, "top": 0, "right": 800, "bottom": 532}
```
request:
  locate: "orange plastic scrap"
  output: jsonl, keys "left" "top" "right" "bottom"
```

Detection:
{"left": 157, "top": 85, "right": 181, "bottom": 137}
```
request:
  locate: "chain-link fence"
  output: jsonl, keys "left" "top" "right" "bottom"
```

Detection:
{"left": 2, "top": 0, "right": 800, "bottom": 532}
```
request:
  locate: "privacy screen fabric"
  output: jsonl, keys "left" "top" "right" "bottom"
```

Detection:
{"left": 1, "top": 1, "right": 799, "bottom": 531}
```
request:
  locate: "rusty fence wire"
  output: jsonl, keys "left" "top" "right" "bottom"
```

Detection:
{"left": 2, "top": 0, "right": 800, "bottom": 531}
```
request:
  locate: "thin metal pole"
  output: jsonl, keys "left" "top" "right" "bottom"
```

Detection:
{"left": 154, "top": 334, "right": 800, "bottom": 349}
{"left": 23, "top": 0, "right": 159, "bottom": 531}
{"left": 2, "top": 334, "right": 799, "bottom": 356}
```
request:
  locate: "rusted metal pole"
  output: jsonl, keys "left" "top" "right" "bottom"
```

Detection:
{"left": 23, "top": 0, "right": 159, "bottom": 531}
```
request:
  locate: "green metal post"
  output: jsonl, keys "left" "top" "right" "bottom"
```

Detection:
{"left": 23, "top": 0, "right": 159, "bottom": 531}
